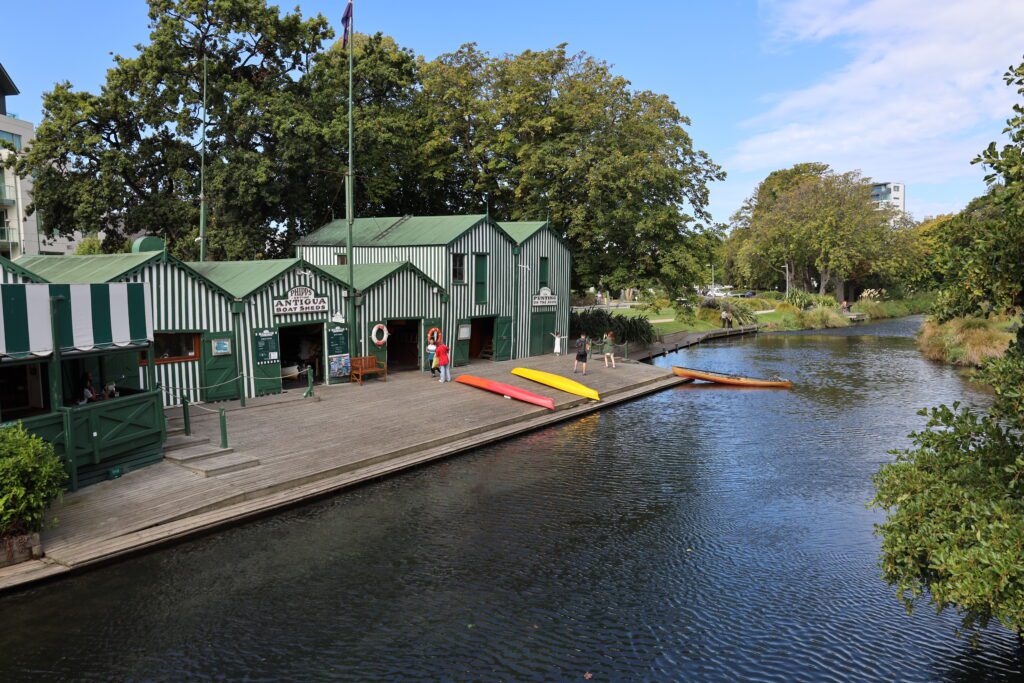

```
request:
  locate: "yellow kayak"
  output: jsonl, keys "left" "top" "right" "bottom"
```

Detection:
{"left": 511, "top": 367, "right": 600, "bottom": 401}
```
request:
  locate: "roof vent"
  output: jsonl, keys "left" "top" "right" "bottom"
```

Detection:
{"left": 131, "top": 235, "right": 165, "bottom": 253}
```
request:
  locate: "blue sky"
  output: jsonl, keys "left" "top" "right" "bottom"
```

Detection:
{"left": 4, "top": 0, "right": 1022, "bottom": 223}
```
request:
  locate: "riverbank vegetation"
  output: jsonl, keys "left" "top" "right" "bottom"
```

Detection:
{"left": 873, "top": 58, "right": 1024, "bottom": 638}
{"left": 917, "top": 317, "right": 1015, "bottom": 367}
{"left": 0, "top": 424, "right": 66, "bottom": 538}
{"left": 570, "top": 310, "right": 656, "bottom": 346}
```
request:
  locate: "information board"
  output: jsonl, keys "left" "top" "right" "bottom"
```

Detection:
{"left": 326, "top": 324, "right": 349, "bottom": 357}
{"left": 252, "top": 328, "right": 280, "bottom": 365}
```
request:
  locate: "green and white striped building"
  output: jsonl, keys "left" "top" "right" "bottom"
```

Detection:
{"left": 1, "top": 254, "right": 40, "bottom": 284}
{"left": 296, "top": 214, "right": 570, "bottom": 364}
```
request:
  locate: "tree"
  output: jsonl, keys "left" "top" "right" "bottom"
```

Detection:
{"left": 872, "top": 57, "right": 1024, "bottom": 638}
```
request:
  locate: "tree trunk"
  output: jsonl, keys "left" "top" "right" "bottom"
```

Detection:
{"left": 834, "top": 275, "right": 845, "bottom": 304}
{"left": 818, "top": 268, "right": 830, "bottom": 295}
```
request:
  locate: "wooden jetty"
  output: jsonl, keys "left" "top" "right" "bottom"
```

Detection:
{"left": 628, "top": 325, "right": 761, "bottom": 361}
{"left": 0, "top": 355, "right": 685, "bottom": 594}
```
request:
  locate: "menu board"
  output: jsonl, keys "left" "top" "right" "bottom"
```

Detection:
{"left": 252, "top": 328, "right": 279, "bottom": 365}
{"left": 326, "top": 324, "right": 349, "bottom": 356}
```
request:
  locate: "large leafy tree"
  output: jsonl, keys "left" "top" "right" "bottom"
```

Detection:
{"left": 872, "top": 58, "right": 1024, "bottom": 638}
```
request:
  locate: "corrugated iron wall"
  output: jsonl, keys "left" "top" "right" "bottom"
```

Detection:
{"left": 514, "top": 228, "right": 572, "bottom": 359}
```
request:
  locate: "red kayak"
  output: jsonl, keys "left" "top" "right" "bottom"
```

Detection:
{"left": 455, "top": 374, "right": 555, "bottom": 410}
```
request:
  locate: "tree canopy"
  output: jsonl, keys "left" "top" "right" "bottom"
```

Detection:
{"left": 4, "top": 0, "right": 723, "bottom": 295}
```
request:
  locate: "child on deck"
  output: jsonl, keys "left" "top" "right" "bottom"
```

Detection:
{"left": 551, "top": 331, "right": 563, "bottom": 356}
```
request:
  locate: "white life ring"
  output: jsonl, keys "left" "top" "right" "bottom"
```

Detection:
{"left": 371, "top": 323, "right": 389, "bottom": 347}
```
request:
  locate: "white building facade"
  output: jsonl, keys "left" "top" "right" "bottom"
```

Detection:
{"left": 870, "top": 182, "right": 905, "bottom": 212}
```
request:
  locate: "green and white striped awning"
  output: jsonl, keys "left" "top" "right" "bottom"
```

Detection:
{"left": 0, "top": 283, "right": 153, "bottom": 359}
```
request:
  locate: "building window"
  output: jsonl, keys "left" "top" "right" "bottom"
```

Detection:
{"left": 151, "top": 333, "right": 200, "bottom": 364}
{"left": 452, "top": 253, "right": 466, "bottom": 283}
{"left": 0, "top": 131, "right": 21, "bottom": 150}
{"left": 336, "top": 253, "right": 348, "bottom": 266}
{"left": 538, "top": 257, "right": 549, "bottom": 290}
{"left": 474, "top": 254, "right": 488, "bottom": 304}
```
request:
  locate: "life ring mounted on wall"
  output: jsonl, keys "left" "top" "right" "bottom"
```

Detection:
{"left": 371, "top": 323, "right": 389, "bottom": 347}
{"left": 427, "top": 327, "right": 442, "bottom": 344}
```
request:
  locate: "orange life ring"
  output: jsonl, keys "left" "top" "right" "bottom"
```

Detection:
{"left": 427, "top": 327, "right": 442, "bottom": 344}
{"left": 371, "top": 323, "right": 389, "bottom": 346}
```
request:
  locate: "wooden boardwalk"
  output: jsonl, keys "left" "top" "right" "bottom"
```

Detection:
{"left": 628, "top": 325, "right": 760, "bottom": 361}
{"left": 1, "top": 354, "right": 683, "bottom": 593}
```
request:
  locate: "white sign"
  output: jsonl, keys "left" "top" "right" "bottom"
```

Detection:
{"left": 532, "top": 286, "right": 557, "bottom": 307}
{"left": 458, "top": 323, "right": 472, "bottom": 341}
{"left": 274, "top": 286, "right": 328, "bottom": 315}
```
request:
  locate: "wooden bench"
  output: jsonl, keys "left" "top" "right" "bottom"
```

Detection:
{"left": 350, "top": 356, "right": 387, "bottom": 385}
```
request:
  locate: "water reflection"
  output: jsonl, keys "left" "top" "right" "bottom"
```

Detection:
{"left": 1, "top": 316, "right": 1020, "bottom": 681}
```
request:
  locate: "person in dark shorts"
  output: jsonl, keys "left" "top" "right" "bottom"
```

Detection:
{"left": 573, "top": 334, "right": 590, "bottom": 375}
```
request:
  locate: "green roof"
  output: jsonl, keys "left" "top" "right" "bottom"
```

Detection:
{"left": 1, "top": 254, "right": 43, "bottom": 282}
{"left": 297, "top": 214, "right": 500, "bottom": 248}
{"left": 499, "top": 221, "right": 549, "bottom": 244}
{"left": 15, "top": 252, "right": 161, "bottom": 283}
{"left": 313, "top": 261, "right": 443, "bottom": 293}
{"left": 186, "top": 259, "right": 302, "bottom": 299}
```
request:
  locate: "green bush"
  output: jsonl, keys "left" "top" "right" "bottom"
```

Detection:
{"left": 570, "top": 309, "right": 655, "bottom": 345}
{"left": 786, "top": 290, "right": 838, "bottom": 310}
{"left": 0, "top": 424, "right": 67, "bottom": 537}
{"left": 698, "top": 297, "right": 757, "bottom": 325}
{"left": 796, "top": 306, "right": 850, "bottom": 329}
{"left": 760, "top": 291, "right": 784, "bottom": 300}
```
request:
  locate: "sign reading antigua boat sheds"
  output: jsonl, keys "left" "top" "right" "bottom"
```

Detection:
{"left": 532, "top": 286, "right": 557, "bottom": 307}
{"left": 274, "top": 286, "right": 328, "bottom": 315}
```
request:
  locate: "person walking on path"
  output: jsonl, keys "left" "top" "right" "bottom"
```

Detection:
{"left": 435, "top": 340, "right": 451, "bottom": 383}
{"left": 720, "top": 308, "right": 728, "bottom": 328}
{"left": 426, "top": 340, "right": 438, "bottom": 378}
{"left": 573, "top": 334, "right": 590, "bottom": 375}
{"left": 551, "top": 331, "right": 563, "bottom": 356}
{"left": 601, "top": 331, "right": 616, "bottom": 369}
{"left": 726, "top": 309, "right": 734, "bottom": 329}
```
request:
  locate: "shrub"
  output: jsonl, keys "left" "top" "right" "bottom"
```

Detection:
{"left": 572, "top": 292, "right": 596, "bottom": 307}
{"left": 859, "top": 288, "right": 888, "bottom": 301}
{"left": 697, "top": 297, "right": 757, "bottom": 325}
{"left": 760, "top": 291, "right": 784, "bottom": 301}
{"left": 796, "top": 306, "right": 850, "bottom": 329}
{"left": 918, "top": 317, "right": 1013, "bottom": 366}
{"left": 570, "top": 309, "right": 655, "bottom": 346}
{"left": 0, "top": 423, "right": 67, "bottom": 537}
{"left": 773, "top": 301, "right": 800, "bottom": 315}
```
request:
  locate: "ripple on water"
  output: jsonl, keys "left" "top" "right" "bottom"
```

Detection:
{"left": 0, "top": 320, "right": 1020, "bottom": 681}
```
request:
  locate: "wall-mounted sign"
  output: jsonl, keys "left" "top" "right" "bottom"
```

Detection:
{"left": 274, "top": 285, "right": 328, "bottom": 315}
{"left": 532, "top": 286, "right": 557, "bottom": 307}
{"left": 457, "top": 323, "right": 472, "bottom": 341}
{"left": 253, "top": 328, "right": 279, "bottom": 364}
{"left": 211, "top": 338, "right": 232, "bottom": 356}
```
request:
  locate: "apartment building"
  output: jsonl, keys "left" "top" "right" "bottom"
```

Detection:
{"left": 870, "top": 181, "right": 905, "bottom": 212}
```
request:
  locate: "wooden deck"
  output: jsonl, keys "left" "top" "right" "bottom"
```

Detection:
{"left": 1, "top": 354, "right": 683, "bottom": 593}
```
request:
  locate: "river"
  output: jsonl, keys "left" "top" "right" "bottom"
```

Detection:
{"left": 2, "top": 316, "right": 1021, "bottom": 681}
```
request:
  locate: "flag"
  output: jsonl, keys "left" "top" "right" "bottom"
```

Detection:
{"left": 341, "top": 0, "right": 353, "bottom": 49}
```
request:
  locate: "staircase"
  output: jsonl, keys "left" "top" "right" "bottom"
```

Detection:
{"left": 163, "top": 418, "right": 260, "bottom": 477}
{"left": 479, "top": 340, "right": 494, "bottom": 360}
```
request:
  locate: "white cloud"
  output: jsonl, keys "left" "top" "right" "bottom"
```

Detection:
{"left": 729, "top": 0, "right": 1024, "bottom": 216}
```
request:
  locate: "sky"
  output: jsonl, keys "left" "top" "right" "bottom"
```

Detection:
{"left": 3, "top": 0, "right": 1023, "bottom": 224}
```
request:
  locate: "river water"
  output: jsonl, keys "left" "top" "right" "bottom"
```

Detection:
{"left": 2, "top": 316, "right": 1021, "bottom": 681}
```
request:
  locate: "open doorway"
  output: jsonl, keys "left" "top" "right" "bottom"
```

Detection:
{"left": 469, "top": 316, "right": 495, "bottom": 360}
{"left": 278, "top": 323, "right": 324, "bottom": 388}
{"left": 386, "top": 319, "right": 421, "bottom": 370}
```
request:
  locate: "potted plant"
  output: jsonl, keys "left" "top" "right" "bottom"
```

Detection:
{"left": 0, "top": 423, "right": 67, "bottom": 567}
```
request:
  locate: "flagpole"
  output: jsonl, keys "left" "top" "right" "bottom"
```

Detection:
{"left": 199, "top": 52, "right": 208, "bottom": 262}
{"left": 344, "top": 1, "right": 356, "bottom": 357}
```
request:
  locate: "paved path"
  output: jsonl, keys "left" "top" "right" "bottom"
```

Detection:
{"left": 1, "top": 355, "right": 683, "bottom": 593}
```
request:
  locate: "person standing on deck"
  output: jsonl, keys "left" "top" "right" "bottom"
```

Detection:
{"left": 426, "top": 339, "right": 438, "bottom": 378}
{"left": 602, "top": 331, "right": 616, "bottom": 369}
{"left": 435, "top": 340, "right": 451, "bottom": 383}
{"left": 551, "top": 331, "right": 563, "bottom": 356}
{"left": 573, "top": 334, "right": 590, "bottom": 376}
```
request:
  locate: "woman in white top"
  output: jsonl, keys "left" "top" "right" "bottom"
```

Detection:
{"left": 550, "top": 331, "right": 563, "bottom": 356}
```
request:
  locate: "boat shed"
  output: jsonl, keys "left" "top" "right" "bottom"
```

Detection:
{"left": 498, "top": 221, "right": 572, "bottom": 358}
{"left": 187, "top": 258, "right": 350, "bottom": 396}
{"left": 0, "top": 282, "right": 163, "bottom": 490}
{"left": 15, "top": 246, "right": 236, "bottom": 407}
{"left": 314, "top": 261, "right": 447, "bottom": 371}
{"left": 296, "top": 214, "right": 523, "bottom": 365}
{"left": 1, "top": 254, "right": 41, "bottom": 283}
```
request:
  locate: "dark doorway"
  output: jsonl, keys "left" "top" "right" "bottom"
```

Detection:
{"left": 470, "top": 316, "right": 495, "bottom": 359}
{"left": 278, "top": 323, "right": 324, "bottom": 388}
{"left": 386, "top": 319, "right": 421, "bottom": 370}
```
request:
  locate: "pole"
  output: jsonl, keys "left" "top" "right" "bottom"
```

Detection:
{"left": 344, "top": 3, "right": 357, "bottom": 357}
{"left": 199, "top": 53, "right": 208, "bottom": 262}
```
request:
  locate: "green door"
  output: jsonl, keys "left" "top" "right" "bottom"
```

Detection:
{"left": 202, "top": 331, "right": 240, "bottom": 401}
{"left": 453, "top": 318, "right": 470, "bottom": 367}
{"left": 493, "top": 316, "right": 512, "bottom": 361}
{"left": 252, "top": 328, "right": 282, "bottom": 396}
{"left": 369, "top": 320, "right": 388, "bottom": 366}
{"left": 423, "top": 316, "right": 442, "bottom": 370}
{"left": 530, "top": 312, "right": 555, "bottom": 356}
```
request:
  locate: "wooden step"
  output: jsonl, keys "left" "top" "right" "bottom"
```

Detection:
{"left": 164, "top": 434, "right": 210, "bottom": 453}
{"left": 178, "top": 452, "right": 260, "bottom": 477}
{"left": 166, "top": 426, "right": 185, "bottom": 437}
{"left": 164, "top": 444, "right": 234, "bottom": 465}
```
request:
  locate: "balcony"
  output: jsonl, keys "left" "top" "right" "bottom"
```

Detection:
{"left": 0, "top": 182, "right": 15, "bottom": 205}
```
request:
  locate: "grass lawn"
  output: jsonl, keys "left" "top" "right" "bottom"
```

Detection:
{"left": 653, "top": 319, "right": 718, "bottom": 335}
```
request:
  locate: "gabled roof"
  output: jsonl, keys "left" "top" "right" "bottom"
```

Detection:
{"left": 312, "top": 261, "right": 444, "bottom": 294}
{"left": 499, "top": 221, "right": 549, "bottom": 245}
{"left": 0, "top": 63, "right": 18, "bottom": 97}
{"left": 16, "top": 252, "right": 163, "bottom": 283}
{"left": 0, "top": 254, "right": 43, "bottom": 282}
{"left": 187, "top": 258, "right": 303, "bottom": 299}
{"left": 296, "top": 214, "right": 508, "bottom": 248}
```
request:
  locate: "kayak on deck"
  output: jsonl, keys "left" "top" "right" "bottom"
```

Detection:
{"left": 511, "top": 367, "right": 600, "bottom": 401}
{"left": 672, "top": 365, "right": 792, "bottom": 388}
{"left": 455, "top": 374, "right": 556, "bottom": 410}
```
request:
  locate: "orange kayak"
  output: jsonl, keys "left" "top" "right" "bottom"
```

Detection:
{"left": 672, "top": 366, "right": 792, "bottom": 388}
{"left": 455, "top": 374, "right": 556, "bottom": 410}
